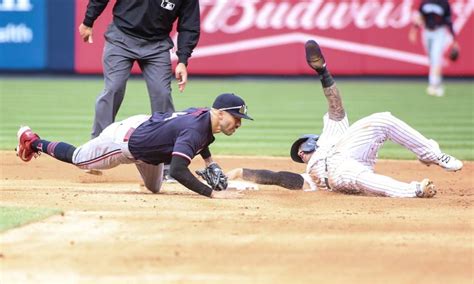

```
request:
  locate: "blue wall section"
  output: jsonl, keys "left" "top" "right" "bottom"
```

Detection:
{"left": 46, "top": 0, "right": 74, "bottom": 71}
{"left": 0, "top": 0, "right": 47, "bottom": 69}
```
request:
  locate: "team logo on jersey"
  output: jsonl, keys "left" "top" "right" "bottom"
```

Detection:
{"left": 161, "top": 0, "right": 175, "bottom": 11}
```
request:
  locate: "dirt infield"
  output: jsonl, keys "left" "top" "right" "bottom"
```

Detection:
{"left": 1, "top": 151, "right": 472, "bottom": 284}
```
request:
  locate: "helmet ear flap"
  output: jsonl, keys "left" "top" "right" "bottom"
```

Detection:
{"left": 290, "top": 134, "right": 320, "bottom": 163}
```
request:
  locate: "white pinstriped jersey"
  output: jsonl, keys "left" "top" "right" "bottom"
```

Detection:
{"left": 301, "top": 112, "right": 443, "bottom": 197}
{"left": 302, "top": 113, "right": 349, "bottom": 191}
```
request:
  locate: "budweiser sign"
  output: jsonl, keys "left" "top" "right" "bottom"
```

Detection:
{"left": 75, "top": 0, "right": 474, "bottom": 75}
{"left": 198, "top": 0, "right": 474, "bottom": 31}
{"left": 200, "top": 0, "right": 415, "bottom": 32}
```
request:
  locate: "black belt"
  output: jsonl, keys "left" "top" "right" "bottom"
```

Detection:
{"left": 324, "top": 157, "right": 331, "bottom": 189}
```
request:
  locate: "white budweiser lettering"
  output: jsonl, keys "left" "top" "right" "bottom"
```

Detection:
{"left": 200, "top": 0, "right": 472, "bottom": 33}
{"left": 200, "top": 0, "right": 415, "bottom": 33}
{"left": 172, "top": 0, "right": 473, "bottom": 67}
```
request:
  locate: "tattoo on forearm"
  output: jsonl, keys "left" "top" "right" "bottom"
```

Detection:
{"left": 323, "top": 84, "right": 345, "bottom": 121}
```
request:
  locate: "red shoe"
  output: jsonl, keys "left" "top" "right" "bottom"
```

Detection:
{"left": 16, "top": 126, "right": 40, "bottom": 162}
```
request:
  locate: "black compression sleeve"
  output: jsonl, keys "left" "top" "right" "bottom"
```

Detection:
{"left": 199, "top": 147, "right": 211, "bottom": 160}
{"left": 242, "top": 169, "right": 304, "bottom": 190}
{"left": 169, "top": 155, "right": 213, "bottom": 197}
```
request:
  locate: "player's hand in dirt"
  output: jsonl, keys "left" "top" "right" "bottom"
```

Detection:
{"left": 175, "top": 63, "right": 188, "bottom": 92}
{"left": 211, "top": 190, "right": 243, "bottom": 199}
{"left": 226, "top": 168, "right": 243, "bottom": 180}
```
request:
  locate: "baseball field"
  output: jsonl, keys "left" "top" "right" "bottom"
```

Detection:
{"left": 1, "top": 78, "right": 473, "bottom": 283}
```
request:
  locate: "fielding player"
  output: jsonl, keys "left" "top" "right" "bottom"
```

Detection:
{"left": 409, "top": 0, "right": 458, "bottom": 97}
{"left": 227, "top": 40, "right": 463, "bottom": 198}
{"left": 16, "top": 93, "right": 253, "bottom": 199}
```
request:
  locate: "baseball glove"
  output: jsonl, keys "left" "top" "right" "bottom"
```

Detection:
{"left": 196, "top": 163, "right": 228, "bottom": 191}
{"left": 449, "top": 46, "right": 459, "bottom": 62}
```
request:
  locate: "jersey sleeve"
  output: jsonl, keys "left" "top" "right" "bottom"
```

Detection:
{"left": 172, "top": 129, "right": 204, "bottom": 162}
{"left": 316, "top": 113, "right": 349, "bottom": 148}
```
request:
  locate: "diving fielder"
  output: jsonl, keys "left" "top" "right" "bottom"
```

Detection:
{"left": 16, "top": 93, "right": 253, "bottom": 199}
{"left": 227, "top": 40, "right": 463, "bottom": 198}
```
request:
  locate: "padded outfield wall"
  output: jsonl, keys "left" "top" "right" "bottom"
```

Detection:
{"left": 1, "top": 0, "right": 473, "bottom": 75}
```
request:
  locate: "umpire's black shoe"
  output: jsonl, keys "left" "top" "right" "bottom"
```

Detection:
{"left": 305, "top": 40, "right": 326, "bottom": 71}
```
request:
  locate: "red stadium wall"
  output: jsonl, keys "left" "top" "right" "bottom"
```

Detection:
{"left": 74, "top": 0, "right": 474, "bottom": 75}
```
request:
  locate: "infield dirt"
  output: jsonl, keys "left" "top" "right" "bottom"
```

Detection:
{"left": 1, "top": 151, "right": 472, "bottom": 284}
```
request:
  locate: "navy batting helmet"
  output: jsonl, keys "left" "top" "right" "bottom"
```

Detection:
{"left": 290, "top": 134, "right": 320, "bottom": 163}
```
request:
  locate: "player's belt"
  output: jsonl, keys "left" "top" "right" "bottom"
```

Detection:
{"left": 324, "top": 157, "right": 331, "bottom": 189}
{"left": 123, "top": 127, "right": 136, "bottom": 142}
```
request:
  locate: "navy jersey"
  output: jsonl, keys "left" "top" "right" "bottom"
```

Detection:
{"left": 419, "top": 0, "right": 455, "bottom": 35}
{"left": 128, "top": 108, "right": 214, "bottom": 165}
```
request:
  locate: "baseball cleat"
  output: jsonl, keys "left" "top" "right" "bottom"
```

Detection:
{"left": 162, "top": 165, "right": 178, "bottom": 183}
{"left": 163, "top": 168, "right": 178, "bottom": 183}
{"left": 415, "top": 178, "right": 436, "bottom": 198}
{"left": 16, "top": 126, "right": 40, "bottom": 162}
{"left": 435, "top": 153, "right": 463, "bottom": 172}
{"left": 305, "top": 40, "right": 326, "bottom": 71}
{"left": 427, "top": 85, "right": 444, "bottom": 97}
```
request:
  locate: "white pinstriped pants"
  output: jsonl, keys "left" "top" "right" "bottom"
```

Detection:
{"left": 327, "top": 112, "right": 442, "bottom": 197}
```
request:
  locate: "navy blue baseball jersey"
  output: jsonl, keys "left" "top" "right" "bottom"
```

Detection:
{"left": 419, "top": 0, "right": 454, "bottom": 34}
{"left": 128, "top": 108, "right": 214, "bottom": 165}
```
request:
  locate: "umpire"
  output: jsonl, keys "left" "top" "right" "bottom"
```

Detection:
{"left": 78, "top": 0, "right": 201, "bottom": 138}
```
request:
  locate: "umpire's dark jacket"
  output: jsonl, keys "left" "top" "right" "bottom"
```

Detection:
{"left": 83, "top": 0, "right": 200, "bottom": 65}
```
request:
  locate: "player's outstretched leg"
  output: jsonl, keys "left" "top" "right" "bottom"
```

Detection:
{"left": 305, "top": 40, "right": 335, "bottom": 88}
{"left": 16, "top": 126, "right": 40, "bottom": 162}
{"left": 16, "top": 126, "right": 76, "bottom": 164}
{"left": 358, "top": 175, "right": 437, "bottom": 198}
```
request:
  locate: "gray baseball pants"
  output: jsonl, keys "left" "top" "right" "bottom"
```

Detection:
{"left": 91, "top": 23, "right": 175, "bottom": 138}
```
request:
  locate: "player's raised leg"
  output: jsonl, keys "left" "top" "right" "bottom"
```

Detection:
{"left": 374, "top": 112, "right": 459, "bottom": 171}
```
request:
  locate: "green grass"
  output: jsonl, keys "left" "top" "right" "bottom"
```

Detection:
{"left": 0, "top": 77, "right": 473, "bottom": 159}
{"left": 0, "top": 206, "right": 62, "bottom": 232}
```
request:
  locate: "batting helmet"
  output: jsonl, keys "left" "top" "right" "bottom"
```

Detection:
{"left": 290, "top": 134, "right": 320, "bottom": 163}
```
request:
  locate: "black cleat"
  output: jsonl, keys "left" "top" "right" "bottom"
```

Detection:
{"left": 305, "top": 40, "right": 326, "bottom": 71}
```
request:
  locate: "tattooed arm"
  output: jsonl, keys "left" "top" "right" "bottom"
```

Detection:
{"left": 323, "top": 84, "right": 345, "bottom": 121}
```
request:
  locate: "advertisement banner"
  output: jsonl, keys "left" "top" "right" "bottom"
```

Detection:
{"left": 0, "top": 0, "right": 46, "bottom": 69}
{"left": 74, "top": 0, "right": 474, "bottom": 75}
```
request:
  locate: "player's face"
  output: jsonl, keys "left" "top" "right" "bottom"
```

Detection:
{"left": 298, "top": 147, "right": 314, "bottom": 164}
{"left": 220, "top": 111, "right": 242, "bottom": 136}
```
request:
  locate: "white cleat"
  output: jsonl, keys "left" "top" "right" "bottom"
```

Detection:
{"left": 436, "top": 153, "right": 463, "bottom": 172}
{"left": 427, "top": 85, "right": 444, "bottom": 97}
{"left": 415, "top": 178, "right": 436, "bottom": 198}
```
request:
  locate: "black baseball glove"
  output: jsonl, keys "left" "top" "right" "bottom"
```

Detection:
{"left": 195, "top": 163, "right": 228, "bottom": 191}
{"left": 449, "top": 46, "right": 459, "bottom": 62}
